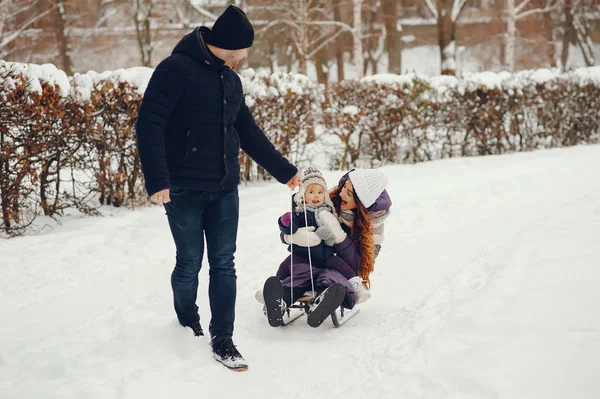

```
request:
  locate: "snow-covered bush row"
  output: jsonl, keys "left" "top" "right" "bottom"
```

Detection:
{"left": 326, "top": 68, "right": 600, "bottom": 168}
{"left": 1, "top": 61, "right": 599, "bottom": 236}
{"left": 0, "top": 62, "right": 153, "bottom": 237}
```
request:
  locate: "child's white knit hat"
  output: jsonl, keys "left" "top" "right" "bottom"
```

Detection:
{"left": 302, "top": 167, "right": 327, "bottom": 190}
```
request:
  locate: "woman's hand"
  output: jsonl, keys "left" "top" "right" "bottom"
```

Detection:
{"left": 283, "top": 226, "right": 321, "bottom": 247}
{"left": 318, "top": 211, "right": 347, "bottom": 244}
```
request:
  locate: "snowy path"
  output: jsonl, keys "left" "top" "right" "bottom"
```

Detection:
{"left": 2, "top": 145, "right": 600, "bottom": 399}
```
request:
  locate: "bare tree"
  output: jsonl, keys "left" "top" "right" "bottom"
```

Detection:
{"left": 0, "top": 0, "right": 73, "bottom": 72}
{"left": 132, "top": 0, "right": 155, "bottom": 67}
{"left": 561, "top": 0, "right": 596, "bottom": 68}
{"left": 129, "top": 0, "right": 219, "bottom": 67}
{"left": 70, "top": 1, "right": 130, "bottom": 56}
{"left": 187, "top": 0, "right": 219, "bottom": 21}
{"left": 504, "top": 0, "right": 560, "bottom": 71}
{"left": 0, "top": 1, "right": 7, "bottom": 37}
{"left": 382, "top": 0, "right": 401, "bottom": 74}
{"left": 352, "top": 0, "right": 364, "bottom": 78}
{"left": 252, "top": 0, "right": 365, "bottom": 78}
{"left": 51, "top": 0, "right": 73, "bottom": 75}
{"left": 0, "top": 1, "right": 55, "bottom": 59}
{"left": 363, "top": 0, "right": 386, "bottom": 75}
{"left": 423, "top": 0, "right": 469, "bottom": 75}
{"left": 332, "top": 0, "right": 345, "bottom": 80}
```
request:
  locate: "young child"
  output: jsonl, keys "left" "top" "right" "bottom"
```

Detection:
{"left": 276, "top": 167, "right": 371, "bottom": 303}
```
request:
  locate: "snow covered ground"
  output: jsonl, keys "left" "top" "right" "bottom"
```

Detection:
{"left": 2, "top": 145, "right": 600, "bottom": 398}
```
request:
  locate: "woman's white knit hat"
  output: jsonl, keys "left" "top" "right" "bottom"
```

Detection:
{"left": 348, "top": 169, "right": 388, "bottom": 208}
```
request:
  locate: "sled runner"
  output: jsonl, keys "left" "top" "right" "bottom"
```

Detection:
{"left": 262, "top": 277, "right": 357, "bottom": 328}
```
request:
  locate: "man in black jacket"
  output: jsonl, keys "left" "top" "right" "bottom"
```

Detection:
{"left": 135, "top": 5, "right": 301, "bottom": 370}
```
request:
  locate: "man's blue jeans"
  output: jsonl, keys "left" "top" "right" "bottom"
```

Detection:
{"left": 164, "top": 187, "right": 239, "bottom": 340}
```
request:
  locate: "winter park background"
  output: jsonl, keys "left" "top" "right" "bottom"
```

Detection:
{"left": 2, "top": 0, "right": 600, "bottom": 398}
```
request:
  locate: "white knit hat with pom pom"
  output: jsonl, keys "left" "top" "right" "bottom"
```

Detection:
{"left": 302, "top": 166, "right": 327, "bottom": 190}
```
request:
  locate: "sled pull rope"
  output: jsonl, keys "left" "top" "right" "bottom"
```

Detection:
{"left": 290, "top": 189, "right": 294, "bottom": 308}
{"left": 301, "top": 191, "right": 316, "bottom": 297}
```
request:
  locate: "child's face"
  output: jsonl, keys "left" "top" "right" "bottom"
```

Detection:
{"left": 304, "top": 184, "right": 325, "bottom": 206}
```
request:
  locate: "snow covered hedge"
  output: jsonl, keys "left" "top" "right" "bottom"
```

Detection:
{"left": 1, "top": 61, "right": 599, "bottom": 236}
{"left": 238, "top": 69, "right": 321, "bottom": 181}
{"left": 0, "top": 62, "right": 153, "bottom": 236}
{"left": 325, "top": 69, "right": 600, "bottom": 168}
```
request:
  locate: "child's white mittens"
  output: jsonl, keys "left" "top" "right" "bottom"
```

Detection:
{"left": 313, "top": 207, "right": 337, "bottom": 246}
{"left": 314, "top": 206, "right": 331, "bottom": 227}
{"left": 316, "top": 226, "right": 336, "bottom": 246}
{"left": 317, "top": 211, "right": 347, "bottom": 244}
{"left": 283, "top": 226, "right": 322, "bottom": 247}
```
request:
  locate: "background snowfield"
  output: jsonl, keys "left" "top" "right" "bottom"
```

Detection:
{"left": 1, "top": 144, "right": 600, "bottom": 398}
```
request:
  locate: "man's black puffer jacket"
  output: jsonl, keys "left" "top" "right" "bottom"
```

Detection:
{"left": 135, "top": 26, "right": 297, "bottom": 195}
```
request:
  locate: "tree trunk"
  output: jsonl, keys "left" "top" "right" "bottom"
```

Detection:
{"left": 505, "top": 0, "right": 516, "bottom": 71}
{"left": 561, "top": 0, "right": 574, "bottom": 70}
{"left": 0, "top": 2, "right": 7, "bottom": 37}
{"left": 335, "top": 47, "right": 345, "bottom": 81}
{"left": 134, "top": 0, "right": 153, "bottom": 67}
{"left": 544, "top": 10, "right": 556, "bottom": 67}
{"left": 438, "top": 7, "right": 456, "bottom": 75}
{"left": 298, "top": 1, "right": 309, "bottom": 76}
{"left": 383, "top": 0, "right": 401, "bottom": 74}
{"left": 284, "top": 45, "right": 294, "bottom": 73}
{"left": 353, "top": 0, "right": 364, "bottom": 79}
{"left": 298, "top": 54, "right": 308, "bottom": 76}
{"left": 270, "top": 41, "right": 277, "bottom": 74}
{"left": 333, "top": 0, "right": 345, "bottom": 81}
{"left": 53, "top": 0, "right": 73, "bottom": 75}
{"left": 573, "top": 14, "right": 596, "bottom": 66}
{"left": 363, "top": 54, "right": 371, "bottom": 76}
{"left": 370, "top": 57, "right": 377, "bottom": 75}
{"left": 316, "top": 50, "right": 329, "bottom": 86}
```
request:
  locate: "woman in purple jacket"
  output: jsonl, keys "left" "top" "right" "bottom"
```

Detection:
{"left": 259, "top": 168, "right": 392, "bottom": 328}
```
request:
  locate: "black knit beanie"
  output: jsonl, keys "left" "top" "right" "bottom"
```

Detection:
{"left": 205, "top": 5, "right": 254, "bottom": 50}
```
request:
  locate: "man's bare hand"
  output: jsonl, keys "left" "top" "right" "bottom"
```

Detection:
{"left": 151, "top": 188, "right": 171, "bottom": 204}
{"left": 286, "top": 173, "right": 302, "bottom": 190}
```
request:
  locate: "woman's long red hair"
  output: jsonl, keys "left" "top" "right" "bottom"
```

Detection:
{"left": 330, "top": 186, "right": 375, "bottom": 289}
